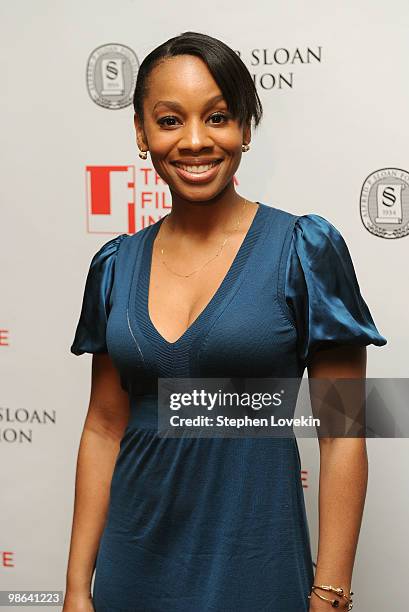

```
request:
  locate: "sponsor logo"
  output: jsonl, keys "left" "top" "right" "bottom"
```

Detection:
{"left": 360, "top": 168, "right": 409, "bottom": 239}
{"left": 86, "top": 43, "right": 139, "bottom": 109}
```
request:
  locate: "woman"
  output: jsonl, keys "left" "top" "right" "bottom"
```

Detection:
{"left": 64, "top": 31, "right": 387, "bottom": 611}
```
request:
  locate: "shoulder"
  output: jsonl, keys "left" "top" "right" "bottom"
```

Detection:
{"left": 92, "top": 232, "right": 129, "bottom": 263}
{"left": 288, "top": 213, "right": 349, "bottom": 261}
{"left": 82, "top": 233, "right": 131, "bottom": 284}
{"left": 284, "top": 212, "right": 353, "bottom": 292}
{"left": 292, "top": 212, "right": 344, "bottom": 241}
{"left": 92, "top": 222, "right": 154, "bottom": 261}
{"left": 90, "top": 218, "right": 163, "bottom": 270}
{"left": 261, "top": 204, "right": 340, "bottom": 235}
{"left": 261, "top": 202, "right": 298, "bottom": 224}
{"left": 261, "top": 204, "right": 345, "bottom": 251}
{"left": 285, "top": 212, "right": 359, "bottom": 305}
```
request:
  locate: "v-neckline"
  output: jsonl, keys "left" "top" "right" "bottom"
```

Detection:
{"left": 139, "top": 201, "right": 267, "bottom": 347}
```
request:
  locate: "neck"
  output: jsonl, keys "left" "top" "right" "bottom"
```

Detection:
{"left": 166, "top": 186, "right": 252, "bottom": 239}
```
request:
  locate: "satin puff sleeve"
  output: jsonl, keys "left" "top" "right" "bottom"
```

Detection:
{"left": 70, "top": 234, "right": 128, "bottom": 356}
{"left": 285, "top": 214, "right": 387, "bottom": 365}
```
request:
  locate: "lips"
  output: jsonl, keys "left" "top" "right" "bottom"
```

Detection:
{"left": 171, "top": 159, "right": 223, "bottom": 184}
{"left": 172, "top": 158, "right": 223, "bottom": 166}
{"left": 174, "top": 161, "right": 220, "bottom": 173}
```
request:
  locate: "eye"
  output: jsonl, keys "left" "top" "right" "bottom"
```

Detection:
{"left": 157, "top": 112, "right": 230, "bottom": 129}
{"left": 157, "top": 116, "right": 180, "bottom": 127}
{"left": 209, "top": 112, "right": 229, "bottom": 124}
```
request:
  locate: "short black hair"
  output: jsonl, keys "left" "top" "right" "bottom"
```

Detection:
{"left": 133, "top": 31, "right": 263, "bottom": 131}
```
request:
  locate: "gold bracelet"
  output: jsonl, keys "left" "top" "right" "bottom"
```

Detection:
{"left": 308, "top": 584, "right": 354, "bottom": 609}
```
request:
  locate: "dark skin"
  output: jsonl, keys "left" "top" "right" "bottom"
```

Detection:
{"left": 306, "top": 345, "right": 367, "bottom": 610}
{"left": 135, "top": 54, "right": 259, "bottom": 343}
{"left": 64, "top": 55, "right": 367, "bottom": 611}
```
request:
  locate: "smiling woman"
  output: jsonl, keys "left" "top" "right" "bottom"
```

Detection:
{"left": 65, "top": 31, "right": 387, "bottom": 612}
{"left": 132, "top": 41, "right": 261, "bottom": 198}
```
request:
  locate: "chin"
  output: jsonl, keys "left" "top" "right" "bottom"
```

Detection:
{"left": 174, "top": 186, "right": 228, "bottom": 203}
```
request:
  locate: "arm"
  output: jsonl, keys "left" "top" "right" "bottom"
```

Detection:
{"left": 307, "top": 345, "right": 368, "bottom": 611}
{"left": 63, "top": 353, "right": 130, "bottom": 611}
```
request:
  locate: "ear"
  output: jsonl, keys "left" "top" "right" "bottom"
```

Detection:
{"left": 243, "top": 122, "right": 251, "bottom": 146}
{"left": 133, "top": 113, "right": 148, "bottom": 150}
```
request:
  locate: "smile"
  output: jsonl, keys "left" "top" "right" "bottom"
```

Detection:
{"left": 171, "top": 159, "right": 223, "bottom": 183}
{"left": 173, "top": 160, "right": 222, "bottom": 173}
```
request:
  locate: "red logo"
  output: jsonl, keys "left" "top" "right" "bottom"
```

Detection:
{"left": 85, "top": 165, "right": 171, "bottom": 234}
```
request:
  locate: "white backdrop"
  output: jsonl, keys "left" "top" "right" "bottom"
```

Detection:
{"left": 1, "top": 1, "right": 407, "bottom": 610}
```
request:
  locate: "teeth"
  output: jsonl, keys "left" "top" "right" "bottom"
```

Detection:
{"left": 175, "top": 161, "right": 219, "bottom": 173}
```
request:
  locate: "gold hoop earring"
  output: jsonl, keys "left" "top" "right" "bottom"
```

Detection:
{"left": 139, "top": 150, "right": 148, "bottom": 160}
{"left": 242, "top": 144, "right": 250, "bottom": 152}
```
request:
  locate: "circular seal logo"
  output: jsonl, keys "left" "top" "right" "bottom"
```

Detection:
{"left": 360, "top": 168, "right": 409, "bottom": 239}
{"left": 86, "top": 43, "right": 139, "bottom": 109}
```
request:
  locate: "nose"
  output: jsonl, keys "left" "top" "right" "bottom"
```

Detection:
{"left": 178, "top": 117, "right": 214, "bottom": 152}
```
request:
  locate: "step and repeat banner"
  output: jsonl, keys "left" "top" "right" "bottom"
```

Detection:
{"left": 1, "top": 1, "right": 406, "bottom": 610}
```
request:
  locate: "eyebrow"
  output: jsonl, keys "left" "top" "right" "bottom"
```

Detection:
{"left": 152, "top": 94, "right": 226, "bottom": 113}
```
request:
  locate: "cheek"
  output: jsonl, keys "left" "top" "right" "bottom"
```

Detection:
{"left": 144, "top": 121, "right": 175, "bottom": 154}
{"left": 149, "top": 136, "right": 175, "bottom": 157}
{"left": 216, "top": 131, "right": 243, "bottom": 153}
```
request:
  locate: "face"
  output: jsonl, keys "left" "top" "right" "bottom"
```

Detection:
{"left": 134, "top": 54, "right": 251, "bottom": 203}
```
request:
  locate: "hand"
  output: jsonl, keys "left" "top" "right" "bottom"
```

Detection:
{"left": 309, "top": 593, "right": 349, "bottom": 611}
{"left": 62, "top": 590, "right": 95, "bottom": 612}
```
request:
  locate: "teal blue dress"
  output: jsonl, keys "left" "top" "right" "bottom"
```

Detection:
{"left": 70, "top": 202, "right": 387, "bottom": 612}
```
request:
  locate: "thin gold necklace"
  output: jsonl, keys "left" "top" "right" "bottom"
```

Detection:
{"left": 156, "top": 199, "right": 250, "bottom": 278}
